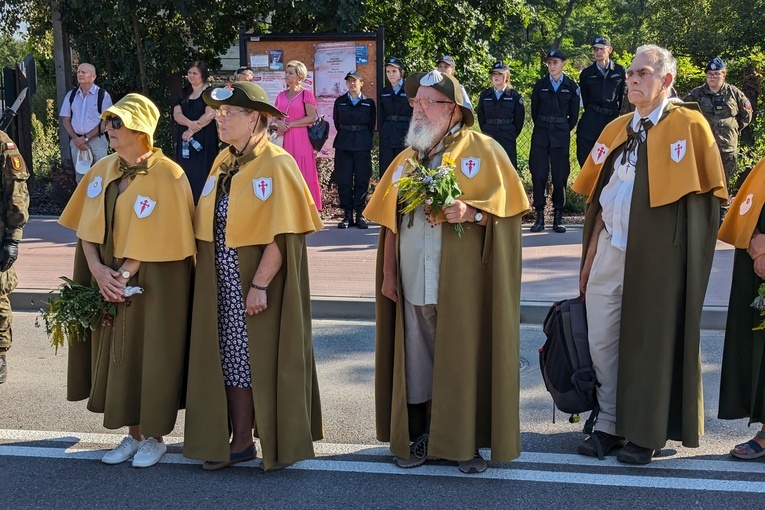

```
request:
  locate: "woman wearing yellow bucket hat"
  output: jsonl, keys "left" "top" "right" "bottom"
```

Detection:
{"left": 59, "top": 93, "right": 196, "bottom": 468}
{"left": 183, "top": 81, "right": 324, "bottom": 471}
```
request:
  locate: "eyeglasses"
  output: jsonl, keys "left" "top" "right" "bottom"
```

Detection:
{"left": 215, "top": 109, "right": 252, "bottom": 118}
{"left": 103, "top": 116, "right": 123, "bottom": 129}
{"left": 408, "top": 98, "right": 454, "bottom": 109}
{"left": 706, "top": 71, "right": 723, "bottom": 78}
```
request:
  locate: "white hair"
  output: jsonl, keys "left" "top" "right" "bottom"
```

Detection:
{"left": 634, "top": 44, "right": 677, "bottom": 89}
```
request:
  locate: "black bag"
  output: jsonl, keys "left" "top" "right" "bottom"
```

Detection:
{"left": 308, "top": 115, "right": 330, "bottom": 152}
{"left": 539, "top": 296, "right": 598, "bottom": 417}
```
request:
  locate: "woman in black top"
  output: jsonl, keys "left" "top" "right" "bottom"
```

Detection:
{"left": 475, "top": 61, "right": 525, "bottom": 170}
{"left": 332, "top": 71, "right": 376, "bottom": 229}
{"left": 173, "top": 60, "right": 219, "bottom": 204}
{"left": 378, "top": 58, "right": 412, "bottom": 176}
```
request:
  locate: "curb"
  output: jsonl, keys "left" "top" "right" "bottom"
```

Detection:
{"left": 15, "top": 289, "right": 728, "bottom": 330}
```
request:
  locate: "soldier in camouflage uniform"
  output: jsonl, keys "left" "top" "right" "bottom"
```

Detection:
{"left": 0, "top": 130, "right": 30, "bottom": 384}
{"left": 684, "top": 57, "right": 753, "bottom": 184}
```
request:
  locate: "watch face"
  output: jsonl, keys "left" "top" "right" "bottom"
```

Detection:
{"left": 475, "top": 211, "right": 483, "bottom": 222}
{"left": 121, "top": 271, "right": 130, "bottom": 278}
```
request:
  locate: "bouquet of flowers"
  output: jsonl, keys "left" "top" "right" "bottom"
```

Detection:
{"left": 752, "top": 283, "right": 765, "bottom": 331}
{"left": 390, "top": 155, "right": 464, "bottom": 236}
{"left": 36, "top": 276, "right": 143, "bottom": 353}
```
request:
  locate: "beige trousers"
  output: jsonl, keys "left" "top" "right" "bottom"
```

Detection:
{"left": 402, "top": 298, "right": 438, "bottom": 404}
{"left": 586, "top": 228, "right": 626, "bottom": 435}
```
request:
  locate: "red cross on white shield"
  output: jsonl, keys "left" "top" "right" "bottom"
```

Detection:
{"left": 133, "top": 194, "right": 156, "bottom": 218}
{"left": 669, "top": 139, "right": 686, "bottom": 163}
{"left": 591, "top": 143, "right": 609, "bottom": 164}
{"left": 461, "top": 157, "right": 481, "bottom": 178}
{"left": 253, "top": 177, "right": 273, "bottom": 201}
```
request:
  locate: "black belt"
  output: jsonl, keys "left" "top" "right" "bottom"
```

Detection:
{"left": 339, "top": 124, "right": 366, "bottom": 132}
{"left": 385, "top": 115, "right": 411, "bottom": 122}
{"left": 75, "top": 132, "right": 104, "bottom": 138}
{"left": 485, "top": 119, "right": 513, "bottom": 125}
{"left": 589, "top": 105, "right": 618, "bottom": 116}
{"left": 537, "top": 115, "right": 568, "bottom": 124}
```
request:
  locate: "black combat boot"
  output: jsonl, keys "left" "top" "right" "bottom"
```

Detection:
{"left": 338, "top": 210, "right": 354, "bottom": 229}
{"left": 0, "top": 353, "right": 7, "bottom": 384}
{"left": 355, "top": 211, "right": 368, "bottom": 229}
{"left": 552, "top": 210, "right": 566, "bottom": 233}
{"left": 530, "top": 209, "right": 545, "bottom": 232}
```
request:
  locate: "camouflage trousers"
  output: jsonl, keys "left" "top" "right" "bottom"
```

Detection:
{"left": 721, "top": 151, "right": 738, "bottom": 183}
{"left": 0, "top": 268, "right": 18, "bottom": 352}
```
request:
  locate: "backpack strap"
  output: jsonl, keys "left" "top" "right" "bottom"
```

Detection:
{"left": 97, "top": 87, "right": 106, "bottom": 114}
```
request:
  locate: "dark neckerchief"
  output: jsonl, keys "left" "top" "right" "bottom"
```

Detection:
{"left": 620, "top": 107, "right": 670, "bottom": 165}
{"left": 218, "top": 160, "right": 239, "bottom": 196}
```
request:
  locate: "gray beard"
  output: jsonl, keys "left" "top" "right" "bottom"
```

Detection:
{"left": 405, "top": 120, "right": 444, "bottom": 153}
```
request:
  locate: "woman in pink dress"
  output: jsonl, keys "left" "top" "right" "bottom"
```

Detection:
{"left": 273, "top": 61, "right": 322, "bottom": 210}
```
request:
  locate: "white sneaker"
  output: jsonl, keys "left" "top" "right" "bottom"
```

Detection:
{"left": 131, "top": 437, "right": 167, "bottom": 468}
{"left": 102, "top": 435, "right": 142, "bottom": 465}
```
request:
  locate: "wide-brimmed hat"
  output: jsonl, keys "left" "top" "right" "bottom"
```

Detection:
{"left": 203, "top": 82, "right": 285, "bottom": 118}
{"left": 101, "top": 93, "right": 160, "bottom": 147}
{"left": 404, "top": 70, "right": 474, "bottom": 127}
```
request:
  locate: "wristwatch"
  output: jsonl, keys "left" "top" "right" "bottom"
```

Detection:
{"left": 84, "top": 136, "right": 89, "bottom": 142}
{"left": 474, "top": 210, "right": 484, "bottom": 223}
{"left": 119, "top": 268, "right": 131, "bottom": 279}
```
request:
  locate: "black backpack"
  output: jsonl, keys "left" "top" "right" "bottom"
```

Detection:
{"left": 68, "top": 86, "right": 108, "bottom": 114}
{"left": 539, "top": 296, "right": 600, "bottom": 433}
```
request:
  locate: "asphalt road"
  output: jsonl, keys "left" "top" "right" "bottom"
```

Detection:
{"left": 1, "top": 314, "right": 762, "bottom": 509}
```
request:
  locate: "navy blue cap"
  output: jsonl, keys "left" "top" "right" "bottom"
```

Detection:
{"left": 345, "top": 71, "right": 363, "bottom": 81}
{"left": 385, "top": 57, "right": 404, "bottom": 70}
{"left": 491, "top": 61, "right": 509, "bottom": 73}
{"left": 436, "top": 55, "right": 456, "bottom": 67}
{"left": 546, "top": 49, "right": 567, "bottom": 61}
{"left": 592, "top": 36, "right": 611, "bottom": 48}
{"left": 706, "top": 57, "right": 726, "bottom": 72}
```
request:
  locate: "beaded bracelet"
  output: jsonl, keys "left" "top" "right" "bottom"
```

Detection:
{"left": 250, "top": 283, "right": 268, "bottom": 291}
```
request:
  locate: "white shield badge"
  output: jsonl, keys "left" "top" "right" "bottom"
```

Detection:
{"left": 87, "top": 175, "right": 103, "bottom": 198}
{"left": 740, "top": 193, "right": 754, "bottom": 216}
{"left": 134, "top": 195, "right": 156, "bottom": 219}
{"left": 253, "top": 177, "right": 273, "bottom": 201}
{"left": 391, "top": 165, "right": 404, "bottom": 184}
{"left": 670, "top": 140, "right": 687, "bottom": 163}
{"left": 201, "top": 175, "right": 216, "bottom": 198}
{"left": 591, "top": 143, "right": 610, "bottom": 165}
{"left": 461, "top": 157, "right": 481, "bottom": 178}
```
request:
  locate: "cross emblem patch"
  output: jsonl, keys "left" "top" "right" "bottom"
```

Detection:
{"left": 253, "top": 177, "right": 273, "bottom": 201}
{"left": 670, "top": 139, "right": 686, "bottom": 163}
{"left": 591, "top": 143, "right": 609, "bottom": 165}
{"left": 134, "top": 195, "right": 156, "bottom": 218}
{"left": 461, "top": 157, "right": 481, "bottom": 178}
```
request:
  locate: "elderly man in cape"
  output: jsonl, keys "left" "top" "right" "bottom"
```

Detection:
{"left": 573, "top": 45, "right": 727, "bottom": 464}
{"left": 364, "top": 70, "right": 529, "bottom": 474}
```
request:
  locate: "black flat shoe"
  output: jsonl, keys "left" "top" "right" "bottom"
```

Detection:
{"left": 616, "top": 442, "right": 660, "bottom": 465}
{"left": 202, "top": 444, "right": 257, "bottom": 471}
{"left": 577, "top": 431, "right": 624, "bottom": 458}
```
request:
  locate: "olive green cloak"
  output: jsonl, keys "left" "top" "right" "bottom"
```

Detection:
{"left": 580, "top": 111, "right": 722, "bottom": 449}
{"left": 183, "top": 234, "right": 323, "bottom": 471}
{"left": 375, "top": 214, "right": 523, "bottom": 462}
{"left": 718, "top": 206, "right": 765, "bottom": 424}
{"left": 66, "top": 181, "right": 194, "bottom": 437}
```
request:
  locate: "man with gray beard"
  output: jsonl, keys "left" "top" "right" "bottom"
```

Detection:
{"left": 364, "top": 70, "right": 529, "bottom": 474}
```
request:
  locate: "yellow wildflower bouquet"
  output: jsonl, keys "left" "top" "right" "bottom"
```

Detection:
{"left": 391, "top": 155, "right": 464, "bottom": 236}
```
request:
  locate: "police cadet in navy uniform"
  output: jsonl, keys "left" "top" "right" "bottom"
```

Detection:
{"left": 475, "top": 61, "right": 525, "bottom": 169}
{"left": 379, "top": 58, "right": 412, "bottom": 175}
{"left": 529, "top": 48, "right": 579, "bottom": 233}
{"left": 333, "top": 71, "right": 377, "bottom": 229}
{"left": 0, "top": 131, "right": 30, "bottom": 384}
{"left": 576, "top": 36, "right": 626, "bottom": 168}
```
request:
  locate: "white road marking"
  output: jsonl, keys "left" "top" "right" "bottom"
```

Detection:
{"left": 1, "top": 428, "right": 763, "bottom": 492}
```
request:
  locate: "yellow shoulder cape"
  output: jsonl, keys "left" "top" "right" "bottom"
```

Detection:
{"left": 719, "top": 158, "right": 765, "bottom": 248}
{"left": 363, "top": 128, "right": 530, "bottom": 233}
{"left": 59, "top": 150, "right": 197, "bottom": 262}
{"left": 572, "top": 104, "right": 728, "bottom": 207}
{"left": 194, "top": 139, "right": 323, "bottom": 246}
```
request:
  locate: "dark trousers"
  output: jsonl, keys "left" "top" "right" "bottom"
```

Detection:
{"left": 528, "top": 143, "right": 570, "bottom": 211}
{"left": 576, "top": 135, "right": 597, "bottom": 169}
{"left": 334, "top": 149, "right": 372, "bottom": 213}
{"left": 379, "top": 145, "right": 405, "bottom": 177}
{"left": 499, "top": 141, "right": 518, "bottom": 171}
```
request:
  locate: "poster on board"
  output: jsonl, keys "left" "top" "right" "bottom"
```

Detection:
{"left": 253, "top": 71, "right": 286, "bottom": 104}
{"left": 314, "top": 42, "right": 356, "bottom": 98}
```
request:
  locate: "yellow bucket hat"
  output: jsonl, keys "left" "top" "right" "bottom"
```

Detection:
{"left": 101, "top": 93, "right": 160, "bottom": 147}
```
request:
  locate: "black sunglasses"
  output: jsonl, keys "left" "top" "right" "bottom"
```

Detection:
{"left": 103, "top": 116, "right": 123, "bottom": 129}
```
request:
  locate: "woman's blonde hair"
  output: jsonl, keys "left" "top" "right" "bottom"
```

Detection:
{"left": 286, "top": 60, "right": 308, "bottom": 81}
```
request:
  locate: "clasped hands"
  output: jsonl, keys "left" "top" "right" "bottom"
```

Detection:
{"left": 92, "top": 264, "right": 128, "bottom": 303}
{"left": 748, "top": 233, "right": 765, "bottom": 279}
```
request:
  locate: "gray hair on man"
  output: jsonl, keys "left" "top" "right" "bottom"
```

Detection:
{"left": 634, "top": 44, "right": 677, "bottom": 89}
